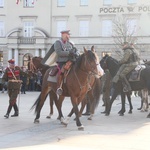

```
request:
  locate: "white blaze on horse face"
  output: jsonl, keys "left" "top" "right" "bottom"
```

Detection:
{"left": 97, "top": 64, "right": 104, "bottom": 77}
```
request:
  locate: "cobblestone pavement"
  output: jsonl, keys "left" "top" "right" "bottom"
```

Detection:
{"left": 0, "top": 91, "right": 150, "bottom": 150}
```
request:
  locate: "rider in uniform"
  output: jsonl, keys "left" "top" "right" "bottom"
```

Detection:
{"left": 54, "top": 30, "right": 79, "bottom": 95}
{"left": 3, "top": 59, "right": 22, "bottom": 118}
{"left": 112, "top": 42, "right": 139, "bottom": 92}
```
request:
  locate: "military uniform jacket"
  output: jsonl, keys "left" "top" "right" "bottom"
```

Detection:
{"left": 54, "top": 39, "right": 73, "bottom": 63}
{"left": 119, "top": 48, "right": 139, "bottom": 66}
{"left": 3, "top": 66, "right": 22, "bottom": 82}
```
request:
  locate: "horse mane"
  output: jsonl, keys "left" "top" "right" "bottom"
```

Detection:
{"left": 75, "top": 50, "right": 97, "bottom": 70}
{"left": 102, "top": 55, "right": 119, "bottom": 77}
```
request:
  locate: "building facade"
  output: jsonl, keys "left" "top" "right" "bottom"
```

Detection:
{"left": 0, "top": 0, "right": 150, "bottom": 67}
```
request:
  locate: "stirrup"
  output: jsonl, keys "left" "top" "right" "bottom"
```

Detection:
{"left": 56, "top": 87, "right": 63, "bottom": 95}
{"left": 123, "top": 86, "right": 131, "bottom": 93}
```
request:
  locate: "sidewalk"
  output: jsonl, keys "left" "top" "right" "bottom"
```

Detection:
{"left": 0, "top": 92, "right": 150, "bottom": 150}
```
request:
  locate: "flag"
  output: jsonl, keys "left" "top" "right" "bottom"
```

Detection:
{"left": 16, "top": 0, "right": 19, "bottom": 4}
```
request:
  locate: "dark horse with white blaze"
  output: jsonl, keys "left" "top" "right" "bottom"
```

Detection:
{"left": 100, "top": 55, "right": 150, "bottom": 118}
{"left": 31, "top": 47, "right": 101, "bottom": 130}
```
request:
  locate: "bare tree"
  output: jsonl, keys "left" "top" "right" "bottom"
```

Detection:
{"left": 112, "top": 16, "right": 138, "bottom": 48}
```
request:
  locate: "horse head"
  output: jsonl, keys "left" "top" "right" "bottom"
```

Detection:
{"left": 28, "top": 57, "right": 43, "bottom": 73}
{"left": 78, "top": 46, "right": 101, "bottom": 78}
{"left": 100, "top": 55, "right": 119, "bottom": 77}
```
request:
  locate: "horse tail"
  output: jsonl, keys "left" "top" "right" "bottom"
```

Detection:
{"left": 30, "top": 93, "right": 48, "bottom": 114}
{"left": 92, "top": 78, "right": 102, "bottom": 110}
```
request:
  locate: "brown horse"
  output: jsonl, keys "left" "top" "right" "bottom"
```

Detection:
{"left": 31, "top": 47, "right": 101, "bottom": 130}
{"left": 28, "top": 57, "right": 58, "bottom": 119}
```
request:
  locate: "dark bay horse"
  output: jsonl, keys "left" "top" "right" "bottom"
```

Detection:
{"left": 31, "top": 47, "right": 101, "bottom": 130}
{"left": 28, "top": 57, "right": 58, "bottom": 119}
{"left": 29, "top": 56, "right": 102, "bottom": 120}
{"left": 100, "top": 55, "right": 150, "bottom": 118}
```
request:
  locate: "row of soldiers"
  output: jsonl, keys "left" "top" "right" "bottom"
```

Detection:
{"left": 2, "top": 59, "right": 42, "bottom": 118}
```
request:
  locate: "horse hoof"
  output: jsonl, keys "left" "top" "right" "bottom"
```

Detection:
{"left": 118, "top": 111, "right": 121, "bottom": 114}
{"left": 128, "top": 111, "right": 132, "bottom": 114}
{"left": 88, "top": 117, "right": 92, "bottom": 120}
{"left": 34, "top": 119, "right": 40, "bottom": 123}
{"left": 78, "top": 125, "right": 84, "bottom": 131}
{"left": 147, "top": 114, "right": 150, "bottom": 118}
{"left": 101, "top": 111, "right": 106, "bottom": 114}
{"left": 61, "top": 122, "right": 67, "bottom": 126}
{"left": 119, "top": 113, "right": 124, "bottom": 116}
{"left": 137, "top": 108, "right": 141, "bottom": 110}
{"left": 105, "top": 113, "right": 110, "bottom": 116}
{"left": 46, "top": 116, "right": 51, "bottom": 119}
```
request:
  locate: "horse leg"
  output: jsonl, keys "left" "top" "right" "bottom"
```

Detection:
{"left": 73, "top": 97, "right": 84, "bottom": 130}
{"left": 106, "top": 89, "right": 119, "bottom": 116}
{"left": 127, "top": 93, "right": 133, "bottom": 114}
{"left": 118, "top": 92, "right": 126, "bottom": 116}
{"left": 34, "top": 88, "right": 50, "bottom": 123}
{"left": 61, "top": 96, "right": 84, "bottom": 130}
{"left": 57, "top": 96, "right": 65, "bottom": 121}
{"left": 46, "top": 91, "right": 54, "bottom": 119}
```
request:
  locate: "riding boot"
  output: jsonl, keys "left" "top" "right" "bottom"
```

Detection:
{"left": 56, "top": 73, "right": 63, "bottom": 95}
{"left": 122, "top": 77, "right": 132, "bottom": 92}
{"left": 11, "top": 103, "right": 19, "bottom": 117}
{"left": 4, "top": 104, "right": 12, "bottom": 118}
{"left": 82, "top": 102, "right": 90, "bottom": 116}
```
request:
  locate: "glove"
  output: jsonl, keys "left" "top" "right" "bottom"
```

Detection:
{"left": 69, "top": 50, "right": 75, "bottom": 57}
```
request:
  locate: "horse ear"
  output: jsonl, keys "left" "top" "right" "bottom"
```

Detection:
{"left": 91, "top": 45, "right": 95, "bottom": 52}
{"left": 84, "top": 47, "right": 87, "bottom": 53}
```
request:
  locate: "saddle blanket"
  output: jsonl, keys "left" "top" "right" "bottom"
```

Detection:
{"left": 129, "top": 65, "right": 145, "bottom": 82}
{"left": 47, "top": 75, "right": 57, "bottom": 83}
{"left": 135, "top": 65, "right": 146, "bottom": 71}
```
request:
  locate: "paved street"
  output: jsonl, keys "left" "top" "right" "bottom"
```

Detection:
{"left": 0, "top": 91, "right": 150, "bottom": 150}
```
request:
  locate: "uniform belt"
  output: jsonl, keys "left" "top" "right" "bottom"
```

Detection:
{"left": 8, "top": 80, "right": 22, "bottom": 83}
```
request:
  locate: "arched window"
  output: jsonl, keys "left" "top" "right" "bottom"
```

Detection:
{"left": 23, "top": 53, "right": 33, "bottom": 68}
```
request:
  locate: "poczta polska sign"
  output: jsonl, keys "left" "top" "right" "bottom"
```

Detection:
{"left": 99, "top": 6, "right": 150, "bottom": 13}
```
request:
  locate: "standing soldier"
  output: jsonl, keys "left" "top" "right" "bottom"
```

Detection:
{"left": 3, "top": 59, "right": 22, "bottom": 118}
{"left": 101, "top": 69, "right": 112, "bottom": 113}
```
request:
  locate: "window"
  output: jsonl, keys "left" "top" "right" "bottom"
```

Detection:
{"left": 103, "top": 0, "right": 112, "bottom": 5}
{"left": 79, "top": 21, "right": 89, "bottom": 36}
{"left": 80, "top": 0, "right": 88, "bottom": 6}
{"left": 57, "top": 0, "right": 65, "bottom": 7}
{"left": 0, "top": 21, "right": 5, "bottom": 37}
{"left": 0, "top": 0, "right": 4, "bottom": 7}
{"left": 23, "top": 22, "right": 34, "bottom": 37}
{"left": 102, "top": 20, "right": 112, "bottom": 37}
{"left": 24, "top": 0, "right": 34, "bottom": 7}
{"left": 126, "top": 19, "right": 137, "bottom": 35}
{"left": 128, "top": 0, "right": 137, "bottom": 4}
{"left": 57, "top": 21, "right": 66, "bottom": 36}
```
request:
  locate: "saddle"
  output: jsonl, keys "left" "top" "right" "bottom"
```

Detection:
{"left": 49, "top": 61, "right": 73, "bottom": 77}
{"left": 128, "top": 65, "right": 146, "bottom": 82}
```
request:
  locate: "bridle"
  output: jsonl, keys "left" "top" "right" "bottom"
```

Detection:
{"left": 83, "top": 54, "right": 100, "bottom": 76}
{"left": 73, "top": 53, "right": 99, "bottom": 92}
{"left": 29, "top": 58, "right": 38, "bottom": 73}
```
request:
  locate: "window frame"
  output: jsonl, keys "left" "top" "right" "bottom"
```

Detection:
{"left": 79, "top": 20, "right": 89, "bottom": 37}
{"left": 0, "top": 21, "right": 5, "bottom": 37}
{"left": 23, "top": 0, "right": 34, "bottom": 8}
{"left": 101, "top": 19, "right": 112, "bottom": 37}
{"left": 0, "top": 0, "right": 4, "bottom": 8}
{"left": 57, "top": 0, "right": 65, "bottom": 7}
{"left": 23, "top": 21, "right": 34, "bottom": 37}
{"left": 80, "top": 0, "right": 88, "bottom": 6}
{"left": 128, "top": 0, "right": 137, "bottom": 4}
{"left": 103, "top": 0, "right": 112, "bottom": 6}
{"left": 56, "top": 20, "right": 67, "bottom": 37}
{"left": 126, "top": 18, "right": 137, "bottom": 36}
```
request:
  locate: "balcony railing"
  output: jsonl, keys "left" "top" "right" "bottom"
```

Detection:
{"left": 17, "top": 37, "right": 36, "bottom": 44}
